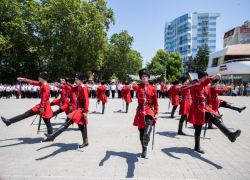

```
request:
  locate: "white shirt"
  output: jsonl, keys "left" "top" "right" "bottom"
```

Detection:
{"left": 91, "top": 85, "right": 97, "bottom": 90}
{"left": 156, "top": 84, "right": 161, "bottom": 90}
{"left": 167, "top": 84, "right": 172, "bottom": 91}
{"left": 53, "top": 86, "right": 58, "bottom": 91}
{"left": 110, "top": 84, "right": 116, "bottom": 90}
{"left": 106, "top": 85, "right": 110, "bottom": 90}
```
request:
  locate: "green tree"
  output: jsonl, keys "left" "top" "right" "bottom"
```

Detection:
{"left": 0, "top": 0, "right": 41, "bottom": 83}
{"left": 184, "top": 44, "right": 210, "bottom": 72}
{"left": 38, "top": 0, "right": 115, "bottom": 81}
{"left": 146, "top": 49, "right": 183, "bottom": 80}
{"left": 102, "top": 30, "right": 142, "bottom": 81}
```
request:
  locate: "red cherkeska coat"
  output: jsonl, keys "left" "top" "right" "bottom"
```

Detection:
{"left": 187, "top": 78, "right": 220, "bottom": 125}
{"left": 52, "top": 85, "right": 69, "bottom": 107}
{"left": 121, "top": 85, "right": 132, "bottom": 103}
{"left": 96, "top": 85, "right": 108, "bottom": 103}
{"left": 24, "top": 79, "right": 53, "bottom": 118}
{"left": 161, "top": 83, "right": 167, "bottom": 93}
{"left": 67, "top": 83, "right": 89, "bottom": 125}
{"left": 168, "top": 85, "right": 181, "bottom": 106}
{"left": 133, "top": 83, "right": 158, "bottom": 129}
{"left": 57, "top": 85, "right": 77, "bottom": 113}
{"left": 210, "top": 86, "right": 228, "bottom": 112}
{"left": 179, "top": 85, "right": 192, "bottom": 115}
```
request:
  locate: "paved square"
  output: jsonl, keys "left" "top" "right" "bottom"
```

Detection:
{"left": 0, "top": 96, "right": 249, "bottom": 180}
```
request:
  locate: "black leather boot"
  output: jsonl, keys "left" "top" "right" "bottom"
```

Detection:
{"left": 140, "top": 140, "right": 147, "bottom": 158}
{"left": 126, "top": 103, "right": 129, "bottom": 113}
{"left": 1, "top": 115, "right": 23, "bottom": 126}
{"left": 1, "top": 109, "right": 35, "bottom": 126}
{"left": 224, "top": 104, "right": 246, "bottom": 113}
{"left": 143, "top": 125, "right": 152, "bottom": 147}
{"left": 52, "top": 108, "right": 63, "bottom": 117}
{"left": 79, "top": 125, "right": 88, "bottom": 148}
{"left": 194, "top": 136, "right": 205, "bottom": 154}
{"left": 102, "top": 103, "right": 105, "bottom": 114}
{"left": 216, "top": 123, "right": 241, "bottom": 142}
{"left": 44, "top": 120, "right": 73, "bottom": 141}
{"left": 207, "top": 122, "right": 216, "bottom": 129}
{"left": 170, "top": 106, "right": 177, "bottom": 118}
{"left": 178, "top": 122, "right": 186, "bottom": 135}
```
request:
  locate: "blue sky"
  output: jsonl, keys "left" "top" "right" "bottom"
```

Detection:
{"left": 105, "top": 0, "right": 250, "bottom": 67}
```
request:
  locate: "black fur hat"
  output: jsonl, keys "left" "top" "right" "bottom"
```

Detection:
{"left": 197, "top": 70, "right": 208, "bottom": 79}
{"left": 68, "top": 77, "right": 75, "bottom": 84}
{"left": 39, "top": 72, "right": 48, "bottom": 80}
{"left": 75, "top": 72, "right": 84, "bottom": 81}
{"left": 179, "top": 76, "right": 188, "bottom": 83}
{"left": 139, "top": 69, "right": 150, "bottom": 79}
{"left": 212, "top": 79, "right": 219, "bottom": 84}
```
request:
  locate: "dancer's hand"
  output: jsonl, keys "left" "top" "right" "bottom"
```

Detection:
{"left": 39, "top": 108, "right": 44, "bottom": 113}
{"left": 132, "top": 81, "right": 137, "bottom": 87}
{"left": 83, "top": 113, "right": 87, "bottom": 119}
{"left": 212, "top": 74, "right": 221, "bottom": 80}
{"left": 155, "top": 114, "right": 158, "bottom": 120}
{"left": 17, "top": 77, "right": 24, "bottom": 81}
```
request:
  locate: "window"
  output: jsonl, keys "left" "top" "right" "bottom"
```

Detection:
{"left": 243, "top": 30, "right": 249, "bottom": 33}
{"left": 212, "top": 58, "right": 219, "bottom": 67}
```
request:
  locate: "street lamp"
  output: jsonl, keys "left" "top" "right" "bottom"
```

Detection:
{"left": 159, "top": 59, "right": 166, "bottom": 82}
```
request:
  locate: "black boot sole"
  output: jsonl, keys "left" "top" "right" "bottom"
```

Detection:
{"left": 194, "top": 148, "right": 205, "bottom": 154}
{"left": 178, "top": 131, "right": 186, "bottom": 135}
{"left": 143, "top": 134, "right": 150, "bottom": 147}
{"left": 230, "top": 130, "right": 241, "bottom": 142}
{"left": 238, "top": 107, "right": 246, "bottom": 113}
{"left": 1, "top": 116, "right": 11, "bottom": 126}
{"left": 44, "top": 133, "right": 55, "bottom": 142}
{"left": 41, "top": 138, "right": 52, "bottom": 142}
{"left": 78, "top": 143, "right": 88, "bottom": 148}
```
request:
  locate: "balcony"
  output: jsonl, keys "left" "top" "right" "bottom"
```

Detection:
{"left": 202, "top": 37, "right": 209, "bottom": 40}
{"left": 202, "top": 25, "right": 209, "bottom": 29}
{"left": 202, "top": 31, "right": 209, "bottom": 34}
{"left": 202, "top": 19, "right": 209, "bottom": 22}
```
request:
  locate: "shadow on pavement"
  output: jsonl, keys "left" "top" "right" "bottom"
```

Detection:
{"left": 36, "top": 143, "right": 80, "bottom": 160}
{"left": 156, "top": 131, "right": 210, "bottom": 140}
{"left": 89, "top": 111, "right": 102, "bottom": 114}
{"left": 159, "top": 112, "right": 171, "bottom": 114}
{"left": 0, "top": 137, "right": 44, "bottom": 148}
{"left": 99, "top": 150, "right": 140, "bottom": 178}
{"left": 113, "top": 109, "right": 126, "bottom": 113}
{"left": 162, "top": 147, "right": 222, "bottom": 169}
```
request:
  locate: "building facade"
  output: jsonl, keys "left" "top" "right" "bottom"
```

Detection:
{"left": 164, "top": 12, "right": 220, "bottom": 64}
{"left": 206, "top": 44, "right": 250, "bottom": 84}
{"left": 223, "top": 20, "right": 250, "bottom": 48}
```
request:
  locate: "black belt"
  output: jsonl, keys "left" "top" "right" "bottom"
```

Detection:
{"left": 139, "top": 103, "right": 153, "bottom": 106}
{"left": 211, "top": 96, "right": 217, "bottom": 98}
{"left": 192, "top": 100, "right": 206, "bottom": 103}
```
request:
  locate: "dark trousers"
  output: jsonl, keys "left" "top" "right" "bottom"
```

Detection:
{"left": 89, "top": 90, "right": 92, "bottom": 98}
{"left": 105, "top": 90, "right": 110, "bottom": 98}
{"left": 15, "top": 91, "right": 19, "bottom": 99}
{"left": 157, "top": 90, "right": 160, "bottom": 98}
{"left": 130, "top": 90, "right": 134, "bottom": 98}
{"left": 194, "top": 112, "right": 222, "bottom": 136}
{"left": 111, "top": 90, "right": 115, "bottom": 98}
{"left": 118, "top": 90, "right": 121, "bottom": 98}
{"left": 92, "top": 90, "right": 96, "bottom": 98}
{"left": 138, "top": 115, "right": 153, "bottom": 140}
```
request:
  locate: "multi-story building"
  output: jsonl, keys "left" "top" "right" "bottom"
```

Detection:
{"left": 206, "top": 44, "right": 250, "bottom": 84}
{"left": 164, "top": 12, "right": 220, "bottom": 64}
{"left": 223, "top": 20, "right": 250, "bottom": 48}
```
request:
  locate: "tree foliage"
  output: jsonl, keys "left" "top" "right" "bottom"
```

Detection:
{"left": 0, "top": 0, "right": 115, "bottom": 82}
{"left": 146, "top": 49, "right": 184, "bottom": 82}
{"left": 101, "top": 30, "right": 143, "bottom": 82}
{"left": 184, "top": 43, "right": 210, "bottom": 72}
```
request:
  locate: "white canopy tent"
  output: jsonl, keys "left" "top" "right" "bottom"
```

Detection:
{"left": 127, "top": 74, "right": 162, "bottom": 81}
